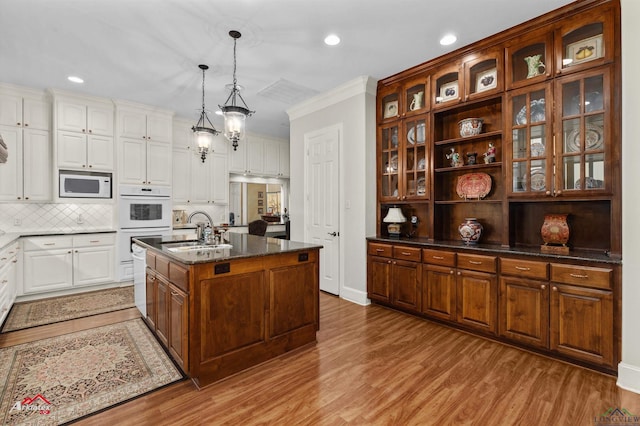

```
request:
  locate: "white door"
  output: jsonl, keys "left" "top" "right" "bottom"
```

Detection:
{"left": 305, "top": 125, "right": 340, "bottom": 295}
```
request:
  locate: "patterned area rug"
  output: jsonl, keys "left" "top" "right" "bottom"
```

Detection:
{"left": 2, "top": 286, "right": 135, "bottom": 332}
{"left": 0, "top": 319, "right": 184, "bottom": 425}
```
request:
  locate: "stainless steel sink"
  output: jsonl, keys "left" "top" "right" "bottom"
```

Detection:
{"left": 164, "top": 242, "right": 233, "bottom": 252}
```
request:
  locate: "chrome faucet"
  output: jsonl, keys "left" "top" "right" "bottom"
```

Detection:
{"left": 188, "top": 211, "right": 214, "bottom": 242}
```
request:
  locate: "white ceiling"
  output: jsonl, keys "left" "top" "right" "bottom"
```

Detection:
{"left": 0, "top": 0, "right": 575, "bottom": 140}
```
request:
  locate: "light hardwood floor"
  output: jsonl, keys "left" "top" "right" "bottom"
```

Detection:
{"left": 3, "top": 293, "right": 640, "bottom": 425}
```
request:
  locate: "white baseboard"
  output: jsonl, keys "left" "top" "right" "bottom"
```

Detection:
{"left": 339, "top": 285, "right": 370, "bottom": 306}
{"left": 617, "top": 362, "right": 640, "bottom": 394}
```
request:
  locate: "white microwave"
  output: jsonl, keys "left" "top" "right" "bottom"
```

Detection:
{"left": 59, "top": 170, "right": 112, "bottom": 198}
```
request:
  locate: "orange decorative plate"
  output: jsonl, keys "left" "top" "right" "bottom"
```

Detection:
{"left": 456, "top": 173, "right": 492, "bottom": 200}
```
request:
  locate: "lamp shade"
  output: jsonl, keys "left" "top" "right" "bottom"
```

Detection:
{"left": 383, "top": 207, "right": 406, "bottom": 223}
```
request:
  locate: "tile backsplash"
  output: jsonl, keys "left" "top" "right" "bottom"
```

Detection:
{"left": 0, "top": 203, "right": 114, "bottom": 233}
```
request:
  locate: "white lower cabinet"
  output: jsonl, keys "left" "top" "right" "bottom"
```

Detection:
{"left": 22, "top": 233, "right": 115, "bottom": 295}
{"left": 0, "top": 241, "right": 20, "bottom": 325}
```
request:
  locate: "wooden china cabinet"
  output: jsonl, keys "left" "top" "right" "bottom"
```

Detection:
{"left": 368, "top": 0, "right": 621, "bottom": 374}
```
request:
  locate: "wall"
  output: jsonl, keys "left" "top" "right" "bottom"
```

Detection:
{"left": 0, "top": 203, "right": 114, "bottom": 232}
{"left": 288, "top": 76, "right": 377, "bottom": 305}
{"left": 618, "top": 0, "right": 640, "bottom": 393}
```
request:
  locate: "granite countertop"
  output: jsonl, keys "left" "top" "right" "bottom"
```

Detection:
{"left": 134, "top": 233, "right": 321, "bottom": 265}
{"left": 0, "top": 228, "right": 117, "bottom": 251}
{"left": 367, "top": 235, "right": 622, "bottom": 265}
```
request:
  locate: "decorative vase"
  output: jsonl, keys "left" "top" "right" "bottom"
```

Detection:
{"left": 458, "top": 218, "right": 483, "bottom": 244}
{"left": 541, "top": 213, "right": 570, "bottom": 246}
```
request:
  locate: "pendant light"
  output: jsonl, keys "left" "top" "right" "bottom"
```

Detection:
{"left": 192, "top": 64, "right": 219, "bottom": 163}
{"left": 219, "top": 30, "right": 254, "bottom": 151}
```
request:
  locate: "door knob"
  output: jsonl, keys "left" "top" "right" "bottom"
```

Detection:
{"left": 327, "top": 232, "right": 338, "bottom": 237}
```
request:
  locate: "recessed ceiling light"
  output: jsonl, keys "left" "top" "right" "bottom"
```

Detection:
{"left": 440, "top": 34, "right": 457, "bottom": 46}
{"left": 324, "top": 34, "right": 341, "bottom": 46}
{"left": 67, "top": 76, "right": 84, "bottom": 84}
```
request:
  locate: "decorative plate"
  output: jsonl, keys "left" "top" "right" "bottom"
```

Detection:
{"left": 566, "top": 123, "right": 603, "bottom": 152}
{"left": 531, "top": 142, "right": 545, "bottom": 157}
{"left": 456, "top": 173, "right": 492, "bottom": 200}
{"left": 389, "top": 154, "right": 398, "bottom": 172}
{"left": 516, "top": 99, "right": 546, "bottom": 125}
{"left": 417, "top": 158, "right": 426, "bottom": 170}
{"left": 417, "top": 177, "right": 426, "bottom": 196}
{"left": 530, "top": 168, "right": 546, "bottom": 191}
{"left": 408, "top": 123, "right": 426, "bottom": 145}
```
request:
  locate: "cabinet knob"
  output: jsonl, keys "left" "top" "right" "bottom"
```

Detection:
{"left": 89, "top": 129, "right": 92, "bottom": 133}
{"left": 148, "top": 136, "right": 151, "bottom": 139}
{"left": 25, "top": 197, "right": 29, "bottom": 200}
{"left": 545, "top": 191, "right": 551, "bottom": 196}
{"left": 24, "top": 123, "right": 28, "bottom": 127}
{"left": 555, "top": 190, "right": 562, "bottom": 196}
{"left": 450, "top": 270, "right": 454, "bottom": 274}
{"left": 82, "top": 129, "right": 86, "bottom": 133}
{"left": 82, "top": 164, "right": 86, "bottom": 167}
{"left": 541, "top": 284, "right": 546, "bottom": 290}
{"left": 143, "top": 136, "right": 146, "bottom": 139}
{"left": 89, "top": 165, "right": 93, "bottom": 168}
{"left": 387, "top": 260, "right": 391, "bottom": 264}
{"left": 552, "top": 286, "right": 558, "bottom": 291}
{"left": 457, "top": 272, "right": 461, "bottom": 276}
{"left": 16, "top": 122, "right": 21, "bottom": 126}
{"left": 67, "top": 250, "right": 72, "bottom": 254}
{"left": 75, "top": 250, "right": 78, "bottom": 253}
{"left": 17, "top": 197, "right": 21, "bottom": 200}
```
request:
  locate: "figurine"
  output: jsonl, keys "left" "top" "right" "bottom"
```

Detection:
{"left": 483, "top": 143, "right": 496, "bottom": 163}
{"left": 446, "top": 147, "right": 463, "bottom": 167}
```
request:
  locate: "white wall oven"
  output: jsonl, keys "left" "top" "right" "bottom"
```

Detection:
{"left": 117, "top": 185, "right": 171, "bottom": 281}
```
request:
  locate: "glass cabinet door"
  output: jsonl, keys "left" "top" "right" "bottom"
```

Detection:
{"left": 379, "top": 123, "right": 400, "bottom": 201}
{"left": 507, "top": 83, "right": 552, "bottom": 195}
{"left": 556, "top": 68, "right": 610, "bottom": 194}
{"left": 505, "top": 27, "right": 553, "bottom": 90}
{"left": 403, "top": 116, "right": 428, "bottom": 200}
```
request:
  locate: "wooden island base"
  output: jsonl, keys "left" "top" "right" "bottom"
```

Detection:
{"left": 140, "top": 236, "right": 320, "bottom": 389}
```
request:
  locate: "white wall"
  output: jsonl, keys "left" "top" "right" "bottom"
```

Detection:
{"left": 618, "top": 0, "right": 640, "bottom": 393}
{"left": 288, "top": 76, "right": 377, "bottom": 305}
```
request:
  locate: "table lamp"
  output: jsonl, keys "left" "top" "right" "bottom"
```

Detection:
{"left": 383, "top": 207, "right": 406, "bottom": 238}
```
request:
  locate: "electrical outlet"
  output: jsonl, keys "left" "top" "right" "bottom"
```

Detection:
{"left": 76, "top": 214, "right": 84, "bottom": 224}
{"left": 13, "top": 218, "right": 21, "bottom": 226}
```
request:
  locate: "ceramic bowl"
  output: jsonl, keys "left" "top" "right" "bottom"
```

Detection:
{"left": 458, "top": 118, "right": 484, "bottom": 138}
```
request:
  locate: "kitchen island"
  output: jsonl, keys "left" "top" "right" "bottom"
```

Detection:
{"left": 134, "top": 233, "right": 322, "bottom": 389}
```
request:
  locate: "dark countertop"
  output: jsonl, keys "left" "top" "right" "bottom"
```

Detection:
{"left": 0, "top": 228, "right": 116, "bottom": 251}
{"left": 367, "top": 235, "right": 622, "bottom": 265}
{"left": 134, "top": 233, "right": 322, "bottom": 265}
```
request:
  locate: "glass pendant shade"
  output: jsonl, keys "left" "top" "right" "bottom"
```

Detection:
{"left": 192, "top": 64, "right": 218, "bottom": 163}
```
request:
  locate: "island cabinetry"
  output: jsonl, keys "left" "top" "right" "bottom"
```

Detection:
{"left": 421, "top": 249, "right": 456, "bottom": 321}
{"left": 455, "top": 253, "right": 497, "bottom": 335}
{"left": 499, "top": 258, "right": 550, "bottom": 349}
{"left": 366, "top": 242, "right": 421, "bottom": 312}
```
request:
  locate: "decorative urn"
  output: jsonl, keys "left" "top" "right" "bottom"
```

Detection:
{"left": 458, "top": 218, "right": 483, "bottom": 244}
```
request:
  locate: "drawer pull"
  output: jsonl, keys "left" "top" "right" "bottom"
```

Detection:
{"left": 0, "top": 257, "right": 6, "bottom": 261}
{"left": 1, "top": 280, "right": 7, "bottom": 284}
{"left": 468, "top": 260, "right": 482, "bottom": 265}
{"left": 171, "top": 291, "right": 179, "bottom": 296}
{"left": 375, "top": 249, "right": 384, "bottom": 252}
{"left": 12, "top": 259, "right": 17, "bottom": 263}
{"left": 515, "top": 266, "right": 531, "bottom": 271}
{"left": 569, "top": 273, "right": 588, "bottom": 279}
{"left": 90, "top": 240, "right": 100, "bottom": 243}
{"left": 400, "top": 252, "right": 412, "bottom": 256}
{"left": 44, "top": 243, "right": 56, "bottom": 246}
{"left": 432, "top": 256, "right": 445, "bottom": 260}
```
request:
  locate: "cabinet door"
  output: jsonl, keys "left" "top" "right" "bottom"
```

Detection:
{"left": 119, "top": 138, "right": 147, "bottom": 184}
{"left": 57, "top": 131, "right": 87, "bottom": 169}
{"left": 155, "top": 276, "right": 170, "bottom": 347}
{"left": 228, "top": 138, "right": 247, "bottom": 173}
{"left": 505, "top": 27, "right": 554, "bottom": 90}
{"left": 550, "top": 283, "right": 613, "bottom": 366}
{"left": 0, "top": 125, "right": 23, "bottom": 201}
{"left": 246, "top": 137, "right": 264, "bottom": 174}
{"left": 146, "top": 113, "right": 172, "bottom": 143}
{"left": 146, "top": 271, "right": 157, "bottom": 328}
{"left": 119, "top": 110, "right": 147, "bottom": 139}
{"left": 391, "top": 260, "right": 421, "bottom": 312}
{"left": 73, "top": 245, "right": 115, "bottom": 286}
{"left": 146, "top": 141, "right": 172, "bottom": 186}
{"left": 168, "top": 283, "right": 188, "bottom": 370}
{"left": 263, "top": 139, "right": 280, "bottom": 176}
{"left": 555, "top": 67, "right": 611, "bottom": 195}
{"left": 86, "top": 135, "right": 114, "bottom": 171}
{"left": 211, "top": 153, "right": 229, "bottom": 204}
{"left": 402, "top": 116, "right": 428, "bottom": 200}
{"left": 378, "top": 122, "right": 400, "bottom": 202}
{"left": 189, "top": 152, "right": 211, "bottom": 204}
{"left": 23, "top": 129, "right": 51, "bottom": 201}
{"left": 506, "top": 83, "right": 553, "bottom": 196}
{"left": 0, "top": 94, "right": 22, "bottom": 127}
{"left": 456, "top": 269, "right": 497, "bottom": 334}
{"left": 269, "top": 262, "right": 317, "bottom": 338}
{"left": 23, "top": 249, "right": 73, "bottom": 293}
{"left": 278, "top": 141, "right": 290, "bottom": 177}
{"left": 87, "top": 105, "right": 114, "bottom": 136}
{"left": 172, "top": 147, "right": 191, "bottom": 204}
{"left": 422, "top": 264, "right": 456, "bottom": 321}
{"left": 23, "top": 98, "right": 51, "bottom": 130}
{"left": 367, "top": 256, "right": 391, "bottom": 302}
{"left": 57, "top": 101, "right": 87, "bottom": 133}
{"left": 499, "top": 276, "right": 549, "bottom": 349}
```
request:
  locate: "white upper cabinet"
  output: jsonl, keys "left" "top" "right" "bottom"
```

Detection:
{"left": 228, "top": 133, "right": 289, "bottom": 177}
{"left": 56, "top": 99, "right": 114, "bottom": 136}
{"left": 0, "top": 93, "right": 50, "bottom": 130}
{"left": 119, "top": 108, "right": 172, "bottom": 143}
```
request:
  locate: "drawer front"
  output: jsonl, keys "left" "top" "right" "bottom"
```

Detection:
{"left": 422, "top": 249, "right": 455, "bottom": 267}
{"left": 368, "top": 243, "right": 392, "bottom": 258}
{"left": 73, "top": 233, "right": 116, "bottom": 247}
{"left": 500, "top": 258, "right": 548, "bottom": 280}
{"left": 393, "top": 246, "right": 421, "bottom": 262}
{"left": 457, "top": 253, "right": 497, "bottom": 273}
{"left": 169, "top": 262, "right": 189, "bottom": 293}
{"left": 23, "top": 236, "right": 73, "bottom": 251}
{"left": 550, "top": 263, "right": 612, "bottom": 289}
{"left": 155, "top": 255, "right": 170, "bottom": 279}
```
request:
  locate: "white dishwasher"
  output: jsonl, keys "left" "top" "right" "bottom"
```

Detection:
{"left": 131, "top": 243, "right": 147, "bottom": 316}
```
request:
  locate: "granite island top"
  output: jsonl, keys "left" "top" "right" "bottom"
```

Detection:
{"left": 134, "top": 233, "right": 322, "bottom": 265}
